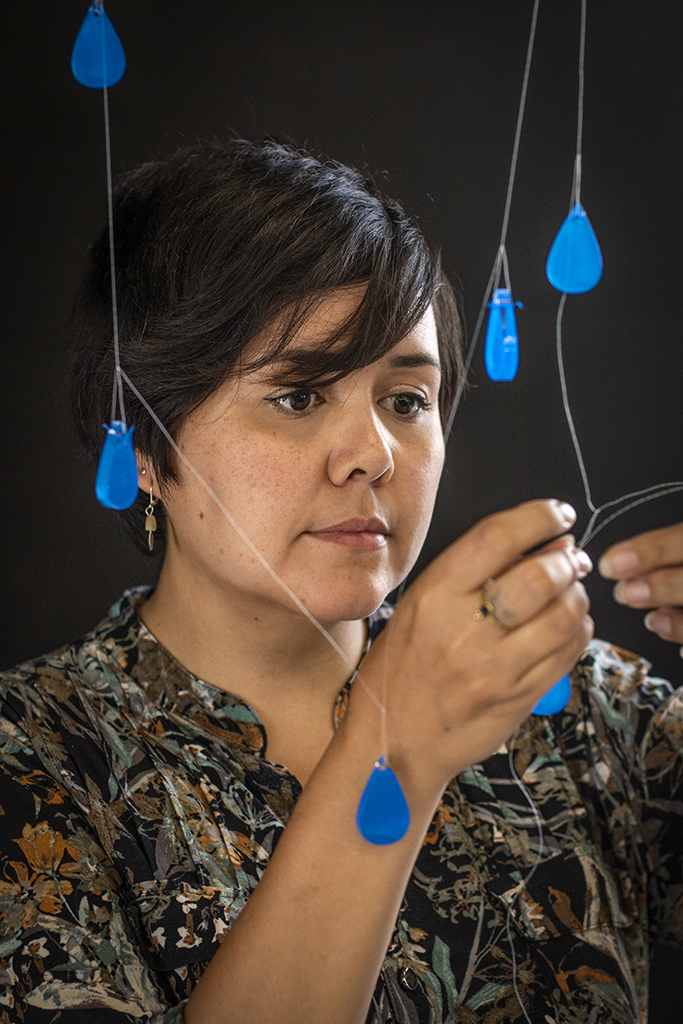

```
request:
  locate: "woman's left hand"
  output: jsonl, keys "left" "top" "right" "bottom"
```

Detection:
{"left": 599, "top": 520, "right": 683, "bottom": 648}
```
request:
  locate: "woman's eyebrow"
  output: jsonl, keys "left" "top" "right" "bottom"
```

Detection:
{"left": 258, "top": 350, "right": 442, "bottom": 377}
{"left": 388, "top": 353, "right": 441, "bottom": 372}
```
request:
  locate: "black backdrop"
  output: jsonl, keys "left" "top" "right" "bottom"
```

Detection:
{"left": 2, "top": 1, "right": 683, "bottom": 1016}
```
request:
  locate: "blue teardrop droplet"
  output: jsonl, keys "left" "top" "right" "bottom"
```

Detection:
{"left": 531, "top": 673, "right": 571, "bottom": 716}
{"left": 357, "top": 756, "right": 410, "bottom": 845}
{"left": 71, "top": 3, "right": 126, "bottom": 89}
{"left": 96, "top": 421, "right": 139, "bottom": 510}
{"left": 546, "top": 203, "right": 603, "bottom": 294}
{"left": 484, "top": 288, "right": 520, "bottom": 382}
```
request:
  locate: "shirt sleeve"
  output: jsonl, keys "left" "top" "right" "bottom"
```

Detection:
{"left": 0, "top": 703, "right": 185, "bottom": 1023}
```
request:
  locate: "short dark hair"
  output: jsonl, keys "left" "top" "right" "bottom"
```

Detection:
{"left": 70, "top": 138, "right": 463, "bottom": 554}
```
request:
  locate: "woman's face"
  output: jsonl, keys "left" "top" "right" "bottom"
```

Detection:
{"left": 157, "top": 288, "right": 446, "bottom": 625}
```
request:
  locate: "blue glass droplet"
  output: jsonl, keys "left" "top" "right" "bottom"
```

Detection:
{"left": 484, "top": 288, "right": 521, "bottom": 382}
{"left": 71, "top": 3, "right": 126, "bottom": 89}
{"left": 96, "top": 421, "right": 139, "bottom": 510}
{"left": 531, "top": 673, "right": 571, "bottom": 716}
{"left": 357, "top": 756, "right": 410, "bottom": 845}
{"left": 546, "top": 203, "right": 603, "bottom": 294}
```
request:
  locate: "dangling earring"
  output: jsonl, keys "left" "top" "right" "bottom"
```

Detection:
{"left": 145, "top": 487, "right": 158, "bottom": 551}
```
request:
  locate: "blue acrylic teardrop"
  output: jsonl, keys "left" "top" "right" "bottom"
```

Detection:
{"left": 71, "top": 3, "right": 126, "bottom": 89}
{"left": 357, "top": 756, "right": 410, "bottom": 845}
{"left": 96, "top": 421, "right": 139, "bottom": 510}
{"left": 546, "top": 203, "right": 603, "bottom": 294}
{"left": 484, "top": 288, "right": 521, "bottom": 382}
{"left": 531, "top": 673, "right": 571, "bottom": 716}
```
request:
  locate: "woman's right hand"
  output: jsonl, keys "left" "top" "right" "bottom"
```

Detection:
{"left": 352, "top": 498, "right": 594, "bottom": 800}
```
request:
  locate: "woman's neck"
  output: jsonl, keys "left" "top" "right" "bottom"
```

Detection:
{"left": 138, "top": 553, "right": 367, "bottom": 731}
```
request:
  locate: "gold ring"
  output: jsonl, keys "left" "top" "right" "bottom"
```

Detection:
{"left": 473, "top": 598, "right": 513, "bottom": 632}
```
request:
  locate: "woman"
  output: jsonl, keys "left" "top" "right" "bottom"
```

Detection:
{"left": 1, "top": 139, "right": 682, "bottom": 1024}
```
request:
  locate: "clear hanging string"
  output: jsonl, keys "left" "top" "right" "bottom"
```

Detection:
{"left": 552, "top": 0, "right": 683, "bottom": 539}
{"left": 555, "top": 292, "right": 683, "bottom": 547}
{"left": 443, "top": 0, "right": 540, "bottom": 445}
{"left": 103, "top": 81, "right": 125, "bottom": 428}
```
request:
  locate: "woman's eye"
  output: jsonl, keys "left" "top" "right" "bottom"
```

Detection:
{"left": 382, "top": 392, "right": 430, "bottom": 417}
{"left": 272, "top": 389, "right": 321, "bottom": 413}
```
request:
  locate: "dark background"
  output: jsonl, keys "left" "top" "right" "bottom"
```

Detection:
{"left": 2, "top": 1, "right": 683, "bottom": 1016}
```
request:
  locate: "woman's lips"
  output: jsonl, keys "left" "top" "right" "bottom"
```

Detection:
{"left": 306, "top": 518, "right": 389, "bottom": 550}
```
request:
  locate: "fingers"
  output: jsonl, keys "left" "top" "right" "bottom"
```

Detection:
{"left": 599, "top": 521, "right": 683, "bottom": 579}
{"left": 515, "top": 611, "right": 595, "bottom": 711}
{"left": 644, "top": 607, "right": 683, "bottom": 646}
{"left": 612, "top": 567, "right": 683, "bottom": 609}
{"left": 484, "top": 539, "right": 591, "bottom": 630}
{"left": 503, "top": 578, "right": 592, "bottom": 679}
{"left": 599, "top": 522, "right": 683, "bottom": 650}
{"left": 441, "top": 499, "right": 577, "bottom": 593}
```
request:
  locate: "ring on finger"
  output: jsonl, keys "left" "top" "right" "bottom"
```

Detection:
{"left": 473, "top": 596, "right": 513, "bottom": 632}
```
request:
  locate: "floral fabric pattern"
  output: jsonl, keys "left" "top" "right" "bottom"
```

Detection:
{"left": 0, "top": 587, "right": 681, "bottom": 1022}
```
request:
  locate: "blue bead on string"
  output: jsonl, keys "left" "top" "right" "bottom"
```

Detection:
{"left": 531, "top": 673, "right": 571, "bottom": 715}
{"left": 484, "top": 288, "right": 522, "bottom": 382}
{"left": 357, "top": 756, "right": 410, "bottom": 845}
{"left": 95, "top": 421, "right": 139, "bottom": 510}
{"left": 546, "top": 203, "right": 602, "bottom": 294}
{"left": 71, "top": 3, "right": 126, "bottom": 89}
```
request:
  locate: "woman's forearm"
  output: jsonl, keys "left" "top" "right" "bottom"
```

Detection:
{"left": 183, "top": 697, "right": 441, "bottom": 1024}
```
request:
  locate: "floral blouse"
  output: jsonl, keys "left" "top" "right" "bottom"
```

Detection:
{"left": 0, "top": 587, "right": 682, "bottom": 1023}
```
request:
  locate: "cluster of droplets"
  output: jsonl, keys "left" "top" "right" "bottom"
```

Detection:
{"left": 68, "top": 0, "right": 579, "bottom": 843}
{"left": 484, "top": 181, "right": 603, "bottom": 382}
{"left": 71, "top": 1, "right": 681, "bottom": 858}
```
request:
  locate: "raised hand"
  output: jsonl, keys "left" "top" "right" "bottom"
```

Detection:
{"left": 599, "top": 521, "right": 683, "bottom": 651}
{"left": 355, "top": 498, "right": 593, "bottom": 797}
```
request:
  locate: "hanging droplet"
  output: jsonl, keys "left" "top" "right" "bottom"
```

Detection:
{"left": 357, "top": 756, "right": 410, "bottom": 845}
{"left": 531, "top": 673, "right": 571, "bottom": 716}
{"left": 484, "top": 288, "right": 522, "bottom": 382}
{"left": 96, "top": 421, "right": 139, "bottom": 510}
{"left": 546, "top": 203, "right": 603, "bottom": 294}
{"left": 71, "top": 3, "right": 126, "bottom": 89}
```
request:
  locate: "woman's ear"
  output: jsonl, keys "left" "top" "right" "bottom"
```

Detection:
{"left": 136, "top": 458, "right": 158, "bottom": 495}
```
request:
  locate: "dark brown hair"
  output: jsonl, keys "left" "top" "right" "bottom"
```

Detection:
{"left": 70, "top": 138, "right": 463, "bottom": 554}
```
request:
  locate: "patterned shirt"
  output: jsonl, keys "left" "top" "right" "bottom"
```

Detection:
{"left": 0, "top": 587, "right": 681, "bottom": 1023}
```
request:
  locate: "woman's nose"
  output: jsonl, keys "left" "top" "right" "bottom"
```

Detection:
{"left": 326, "top": 405, "right": 395, "bottom": 487}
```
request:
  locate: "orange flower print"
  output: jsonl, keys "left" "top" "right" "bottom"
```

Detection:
{"left": 13, "top": 821, "right": 78, "bottom": 876}
{"left": 1, "top": 822, "right": 77, "bottom": 915}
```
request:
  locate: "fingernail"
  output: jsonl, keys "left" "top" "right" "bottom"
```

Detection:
{"left": 557, "top": 502, "right": 576, "bottom": 527}
{"left": 645, "top": 611, "right": 672, "bottom": 638}
{"left": 613, "top": 579, "right": 651, "bottom": 605}
{"left": 598, "top": 549, "right": 639, "bottom": 579}
{"left": 573, "top": 548, "right": 593, "bottom": 578}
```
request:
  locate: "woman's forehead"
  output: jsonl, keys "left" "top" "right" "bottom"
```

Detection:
{"left": 248, "top": 288, "right": 438, "bottom": 372}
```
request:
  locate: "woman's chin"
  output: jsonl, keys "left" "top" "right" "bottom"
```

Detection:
{"left": 303, "top": 587, "right": 394, "bottom": 627}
